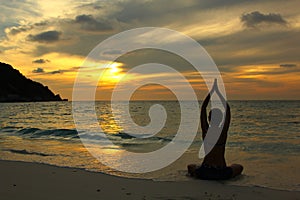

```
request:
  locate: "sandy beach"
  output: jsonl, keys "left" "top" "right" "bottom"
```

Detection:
{"left": 0, "top": 160, "right": 299, "bottom": 200}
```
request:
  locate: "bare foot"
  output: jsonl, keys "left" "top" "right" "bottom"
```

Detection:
{"left": 230, "top": 164, "right": 243, "bottom": 178}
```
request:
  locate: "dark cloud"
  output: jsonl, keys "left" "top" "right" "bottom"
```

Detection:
{"left": 75, "top": 2, "right": 103, "bottom": 10}
{"left": 32, "top": 58, "right": 50, "bottom": 64}
{"left": 241, "top": 11, "right": 287, "bottom": 27}
{"left": 32, "top": 67, "right": 45, "bottom": 73}
{"left": 27, "top": 30, "right": 62, "bottom": 43}
{"left": 48, "top": 68, "right": 77, "bottom": 75}
{"left": 49, "top": 70, "right": 63, "bottom": 74}
{"left": 75, "top": 14, "right": 94, "bottom": 23}
{"left": 74, "top": 14, "right": 112, "bottom": 31}
{"left": 34, "top": 21, "right": 49, "bottom": 26}
{"left": 280, "top": 64, "right": 297, "bottom": 68}
{"left": 32, "top": 29, "right": 112, "bottom": 56}
{"left": 32, "top": 67, "right": 78, "bottom": 75}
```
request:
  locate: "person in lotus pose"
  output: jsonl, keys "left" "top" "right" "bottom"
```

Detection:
{"left": 188, "top": 79, "right": 243, "bottom": 180}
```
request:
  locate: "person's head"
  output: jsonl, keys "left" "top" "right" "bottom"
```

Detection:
{"left": 208, "top": 108, "right": 224, "bottom": 127}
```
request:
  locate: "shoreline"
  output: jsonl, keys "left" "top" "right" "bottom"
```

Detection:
{"left": 1, "top": 160, "right": 299, "bottom": 200}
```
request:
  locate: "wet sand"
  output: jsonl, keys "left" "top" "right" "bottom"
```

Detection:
{"left": 0, "top": 160, "right": 299, "bottom": 200}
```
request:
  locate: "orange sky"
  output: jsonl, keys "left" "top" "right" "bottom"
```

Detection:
{"left": 0, "top": 0, "right": 299, "bottom": 100}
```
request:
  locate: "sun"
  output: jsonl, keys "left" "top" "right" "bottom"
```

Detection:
{"left": 102, "top": 62, "right": 125, "bottom": 83}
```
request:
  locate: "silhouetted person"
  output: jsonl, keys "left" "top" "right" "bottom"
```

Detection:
{"left": 188, "top": 79, "right": 243, "bottom": 180}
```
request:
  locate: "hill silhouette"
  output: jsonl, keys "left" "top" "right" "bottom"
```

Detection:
{"left": 0, "top": 62, "right": 64, "bottom": 102}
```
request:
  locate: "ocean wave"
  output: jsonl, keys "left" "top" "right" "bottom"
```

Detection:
{"left": 109, "top": 132, "right": 172, "bottom": 142}
{"left": 0, "top": 127, "right": 79, "bottom": 139}
{"left": 0, "top": 127, "right": 172, "bottom": 145}
{"left": 3, "top": 149, "right": 54, "bottom": 157}
{"left": 79, "top": 131, "right": 172, "bottom": 147}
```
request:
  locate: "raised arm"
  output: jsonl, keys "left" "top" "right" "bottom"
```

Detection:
{"left": 214, "top": 80, "right": 231, "bottom": 132}
{"left": 223, "top": 103, "right": 231, "bottom": 133}
{"left": 201, "top": 92, "right": 211, "bottom": 135}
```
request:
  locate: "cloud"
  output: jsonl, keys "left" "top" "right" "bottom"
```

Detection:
{"left": 280, "top": 64, "right": 297, "bottom": 68}
{"left": 48, "top": 68, "right": 77, "bottom": 75}
{"left": 32, "top": 58, "right": 50, "bottom": 64}
{"left": 102, "top": 49, "right": 123, "bottom": 55}
{"left": 113, "top": 0, "right": 236, "bottom": 23}
{"left": 0, "top": 1, "right": 40, "bottom": 38}
{"left": 49, "top": 70, "right": 63, "bottom": 74}
{"left": 116, "top": 49, "right": 194, "bottom": 73}
{"left": 74, "top": 14, "right": 112, "bottom": 32}
{"left": 2, "top": 1, "right": 299, "bottom": 71}
{"left": 27, "top": 30, "right": 62, "bottom": 43}
{"left": 32, "top": 67, "right": 45, "bottom": 73}
{"left": 6, "top": 20, "right": 50, "bottom": 36}
{"left": 31, "top": 66, "right": 78, "bottom": 75}
{"left": 114, "top": 0, "right": 157, "bottom": 22}
{"left": 241, "top": 11, "right": 287, "bottom": 27}
{"left": 199, "top": 28, "right": 300, "bottom": 69}
{"left": 34, "top": 21, "right": 49, "bottom": 26}
{"left": 7, "top": 26, "right": 32, "bottom": 35}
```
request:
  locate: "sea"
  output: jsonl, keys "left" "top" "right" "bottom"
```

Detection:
{"left": 0, "top": 101, "right": 299, "bottom": 191}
